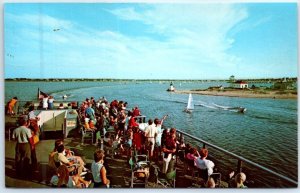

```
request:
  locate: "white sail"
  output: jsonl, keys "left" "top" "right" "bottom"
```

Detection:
{"left": 186, "top": 93, "right": 194, "bottom": 110}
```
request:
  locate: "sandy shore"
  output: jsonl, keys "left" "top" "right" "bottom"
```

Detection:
{"left": 175, "top": 89, "right": 297, "bottom": 99}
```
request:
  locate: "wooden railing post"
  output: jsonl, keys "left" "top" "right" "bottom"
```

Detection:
{"left": 237, "top": 160, "right": 243, "bottom": 173}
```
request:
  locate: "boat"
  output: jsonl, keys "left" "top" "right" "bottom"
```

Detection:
{"left": 212, "top": 103, "right": 246, "bottom": 113}
{"left": 231, "top": 107, "right": 247, "bottom": 113}
{"left": 167, "top": 82, "right": 175, "bottom": 92}
{"left": 62, "top": 94, "right": 68, "bottom": 99}
{"left": 183, "top": 93, "right": 194, "bottom": 113}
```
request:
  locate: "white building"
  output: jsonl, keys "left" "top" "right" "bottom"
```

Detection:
{"left": 233, "top": 80, "right": 248, "bottom": 89}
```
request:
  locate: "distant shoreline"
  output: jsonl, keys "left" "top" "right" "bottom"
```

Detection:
{"left": 4, "top": 77, "right": 297, "bottom": 83}
{"left": 175, "top": 89, "right": 297, "bottom": 99}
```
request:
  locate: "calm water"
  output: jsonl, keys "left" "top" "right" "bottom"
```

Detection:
{"left": 5, "top": 81, "right": 298, "bottom": 186}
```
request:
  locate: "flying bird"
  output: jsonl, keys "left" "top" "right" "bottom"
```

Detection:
{"left": 53, "top": 28, "right": 60, "bottom": 31}
{"left": 7, "top": 53, "right": 14, "bottom": 58}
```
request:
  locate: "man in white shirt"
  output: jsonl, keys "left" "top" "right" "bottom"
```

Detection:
{"left": 144, "top": 119, "right": 157, "bottom": 158}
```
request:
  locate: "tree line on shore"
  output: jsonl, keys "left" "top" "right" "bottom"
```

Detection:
{"left": 5, "top": 77, "right": 297, "bottom": 83}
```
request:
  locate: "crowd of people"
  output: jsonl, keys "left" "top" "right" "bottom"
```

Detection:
{"left": 10, "top": 96, "right": 248, "bottom": 188}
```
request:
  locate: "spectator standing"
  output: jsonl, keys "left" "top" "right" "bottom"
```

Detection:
{"left": 91, "top": 150, "right": 110, "bottom": 188}
{"left": 48, "top": 96, "right": 54, "bottom": 109}
{"left": 12, "top": 115, "right": 33, "bottom": 178}
{"left": 144, "top": 119, "right": 157, "bottom": 159}
{"left": 7, "top": 96, "right": 18, "bottom": 115}
{"left": 162, "top": 131, "right": 177, "bottom": 174}
{"left": 42, "top": 95, "right": 49, "bottom": 110}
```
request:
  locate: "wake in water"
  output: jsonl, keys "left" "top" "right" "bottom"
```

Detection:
{"left": 212, "top": 103, "right": 247, "bottom": 113}
{"left": 152, "top": 94, "right": 246, "bottom": 113}
{"left": 195, "top": 102, "right": 218, "bottom": 109}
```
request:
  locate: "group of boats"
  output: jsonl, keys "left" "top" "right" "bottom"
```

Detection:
{"left": 182, "top": 93, "right": 246, "bottom": 114}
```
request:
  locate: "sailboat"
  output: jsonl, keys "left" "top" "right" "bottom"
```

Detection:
{"left": 184, "top": 93, "right": 194, "bottom": 113}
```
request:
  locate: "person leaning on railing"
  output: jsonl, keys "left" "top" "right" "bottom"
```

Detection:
{"left": 194, "top": 148, "right": 215, "bottom": 176}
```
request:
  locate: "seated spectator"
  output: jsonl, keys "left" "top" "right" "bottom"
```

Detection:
{"left": 88, "top": 120, "right": 96, "bottom": 131}
{"left": 103, "top": 132, "right": 113, "bottom": 146}
{"left": 232, "top": 172, "right": 247, "bottom": 188}
{"left": 50, "top": 164, "right": 73, "bottom": 187}
{"left": 58, "top": 103, "right": 64, "bottom": 109}
{"left": 50, "top": 165, "right": 91, "bottom": 188}
{"left": 103, "top": 133, "right": 113, "bottom": 155}
{"left": 50, "top": 139, "right": 86, "bottom": 167}
{"left": 206, "top": 176, "right": 216, "bottom": 188}
{"left": 112, "top": 137, "right": 124, "bottom": 156}
{"left": 91, "top": 150, "right": 110, "bottom": 188}
{"left": 194, "top": 148, "right": 215, "bottom": 176}
{"left": 126, "top": 127, "right": 133, "bottom": 148}
{"left": 186, "top": 147, "right": 200, "bottom": 172}
{"left": 53, "top": 144, "right": 85, "bottom": 175}
{"left": 186, "top": 147, "right": 200, "bottom": 161}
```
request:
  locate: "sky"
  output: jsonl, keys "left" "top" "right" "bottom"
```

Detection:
{"left": 4, "top": 2, "right": 298, "bottom": 79}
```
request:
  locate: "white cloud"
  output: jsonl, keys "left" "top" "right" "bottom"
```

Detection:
{"left": 5, "top": 4, "right": 250, "bottom": 79}
{"left": 109, "top": 4, "right": 248, "bottom": 69}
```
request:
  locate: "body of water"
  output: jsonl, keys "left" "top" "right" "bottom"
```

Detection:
{"left": 5, "top": 81, "right": 298, "bottom": 187}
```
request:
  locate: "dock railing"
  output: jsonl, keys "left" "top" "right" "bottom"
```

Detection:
{"left": 4, "top": 100, "right": 78, "bottom": 115}
{"left": 176, "top": 129, "right": 298, "bottom": 187}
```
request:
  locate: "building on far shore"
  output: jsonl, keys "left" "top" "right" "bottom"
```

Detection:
{"left": 233, "top": 80, "right": 248, "bottom": 89}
